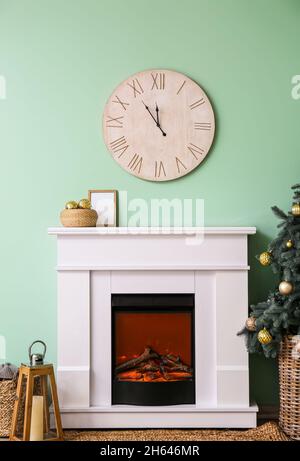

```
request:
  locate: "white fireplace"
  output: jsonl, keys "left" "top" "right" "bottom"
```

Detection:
{"left": 48, "top": 226, "right": 257, "bottom": 428}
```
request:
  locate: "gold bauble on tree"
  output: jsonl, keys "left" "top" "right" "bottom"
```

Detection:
{"left": 259, "top": 251, "right": 272, "bottom": 266}
{"left": 292, "top": 203, "right": 300, "bottom": 216}
{"left": 65, "top": 200, "right": 78, "bottom": 209}
{"left": 78, "top": 199, "right": 91, "bottom": 209}
{"left": 286, "top": 239, "right": 293, "bottom": 249}
{"left": 279, "top": 281, "right": 293, "bottom": 295}
{"left": 257, "top": 327, "right": 272, "bottom": 345}
{"left": 245, "top": 317, "right": 256, "bottom": 332}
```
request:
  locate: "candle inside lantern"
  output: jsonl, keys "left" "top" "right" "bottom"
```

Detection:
{"left": 30, "top": 395, "right": 44, "bottom": 441}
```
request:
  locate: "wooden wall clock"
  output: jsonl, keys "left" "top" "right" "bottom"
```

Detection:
{"left": 102, "top": 69, "right": 215, "bottom": 181}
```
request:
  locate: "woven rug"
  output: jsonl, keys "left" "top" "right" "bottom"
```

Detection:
{"left": 66, "top": 422, "right": 289, "bottom": 441}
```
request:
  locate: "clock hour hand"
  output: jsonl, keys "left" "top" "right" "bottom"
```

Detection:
{"left": 155, "top": 103, "right": 166, "bottom": 136}
{"left": 142, "top": 101, "right": 166, "bottom": 136}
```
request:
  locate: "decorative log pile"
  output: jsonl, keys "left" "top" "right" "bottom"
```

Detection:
{"left": 116, "top": 347, "right": 193, "bottom": 382}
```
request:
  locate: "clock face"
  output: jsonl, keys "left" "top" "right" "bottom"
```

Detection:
{"left": 102, "top": 69, "right": 215, "bottom": 181}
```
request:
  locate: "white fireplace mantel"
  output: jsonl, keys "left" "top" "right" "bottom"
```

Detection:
{"left": 48, "top": 226, "right": 256, "bottom": 235}
{"left": 49, "top": 226, "right": 257, "bottom": 428}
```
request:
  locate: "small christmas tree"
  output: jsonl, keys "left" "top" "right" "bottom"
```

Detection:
{"left": 240, "top": 183, "right": 300, "bottom": 358}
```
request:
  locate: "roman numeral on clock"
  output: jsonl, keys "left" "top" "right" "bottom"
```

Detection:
{"left": 112, "top": 95, "right": 129, "bottom": 111}
{"left": 110, "top": 136, "right": 129, "bottom": 157}
{"left": 106, "top": 115, "right": 124, "bottom": 128}
{"left": 151, "top": 73, "right": 165, "bottom": 90}
{"left": 128, "top": 154, "right": 143, "bottom": 173}
{"left": 194, "top": 122, "right": 211, "bottom": 131}
{"left": 176, "top": 80, "right": 186, "bottom": 95}
{"left": 187, "top": 143, "right": 204, "bottom": 159}
{"left": 175, "top": 156, "right": 187, "bottom": 174}
{"left": 154, "top": 160, "right": 166, "bottom": 178}
{"left": 189, "top": 98, "right": 205, "bottom": 110}
{"left": 127, "top": 79, "right": 144, "bottom": 97}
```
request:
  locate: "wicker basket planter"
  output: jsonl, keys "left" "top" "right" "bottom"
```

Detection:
{"left": 0, "top": 375, "right": 44, "bottom": 437}
{"left": 60, "top": 208, "right": 98, "bottom": 227}
{"left": 279, "top": 335, "right": 300, "bottom": 440}
{"left": 0, "top": 378, "right": 24, "bottom": 437}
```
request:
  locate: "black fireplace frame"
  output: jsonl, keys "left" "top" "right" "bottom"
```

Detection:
{"left": 111, "top": 293, "right": 195, "bottom": 406}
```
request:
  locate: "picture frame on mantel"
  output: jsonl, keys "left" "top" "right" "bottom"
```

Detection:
{"left": 88, "top": 189, "right": 117, "bottom": 227}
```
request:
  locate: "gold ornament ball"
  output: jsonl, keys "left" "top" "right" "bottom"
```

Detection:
{"left": 292, "top": 203, "right": 300, "bottom": 216}
{"left": 245, "top": 317, "right": 256, "bottom": 332}
{"left": 65, "top": 200, "right": 78, "bottom": 209}
{"left": 257, "top": 327, "right": 272, "bottom": 345}
{"left": 286, "top": 240, "right": 293, "bottom": 249}
{"left": 259, "top": 251, "right": 272, "bottom": 266}
{"left": 78, "top": 198, "right": 91, "bottom": 209}
{"left": 279, "top": 281, "right": 293, "bottom": 295}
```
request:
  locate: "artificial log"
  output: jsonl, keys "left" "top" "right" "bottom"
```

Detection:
{"left": 166, "top": 354, "right": 181, "bottom": 363}
{"left": 161, "top": 355, "right": 192, "bottom": 373}
{"left": 116, "top": 347, "right": 193, "bottom": 382}
{"left": 138, "top": 362, "right": 160, "bottom": 373}
{"left": 115, "top": 347, "right": 159, "bottom": 373}
{"left": 163, "top": 371, "right": 193, "bottom": 381}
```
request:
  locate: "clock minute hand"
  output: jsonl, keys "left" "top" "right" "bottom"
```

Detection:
{"left": 142, "top": 101, "right": 167, "bottom": 137}
{"left": 142, "top": 101, "right": 157, "bottom": 124}
{"left": 155, "top": 103, "right": 160, "bottom": 127}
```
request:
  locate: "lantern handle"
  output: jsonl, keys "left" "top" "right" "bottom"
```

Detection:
{"left": 28, "top": 340, "right": 47, "bottom": 361}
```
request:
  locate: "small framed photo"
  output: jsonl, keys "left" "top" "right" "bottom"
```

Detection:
{"left": 88, "top": 190, "right": 117, "bottom": 227}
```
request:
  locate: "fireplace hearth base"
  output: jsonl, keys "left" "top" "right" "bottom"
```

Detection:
{"left": 113, "top": 382, "right": 195, "bottom": 406}
{"left": 53, "top": 405, "right": 258, "bottom": 429}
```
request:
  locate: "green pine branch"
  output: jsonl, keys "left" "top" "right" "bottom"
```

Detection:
{"left": 271, "top": 206, "right": 288, "bottom": 220}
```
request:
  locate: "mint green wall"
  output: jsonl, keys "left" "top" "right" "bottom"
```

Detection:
{"left": 1, "top": 0, "right": 299, "bottom": 406}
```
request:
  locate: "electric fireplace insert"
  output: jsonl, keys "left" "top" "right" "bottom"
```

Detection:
{"left": 112, "top": 294, "right": 195, "bottom": 406}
